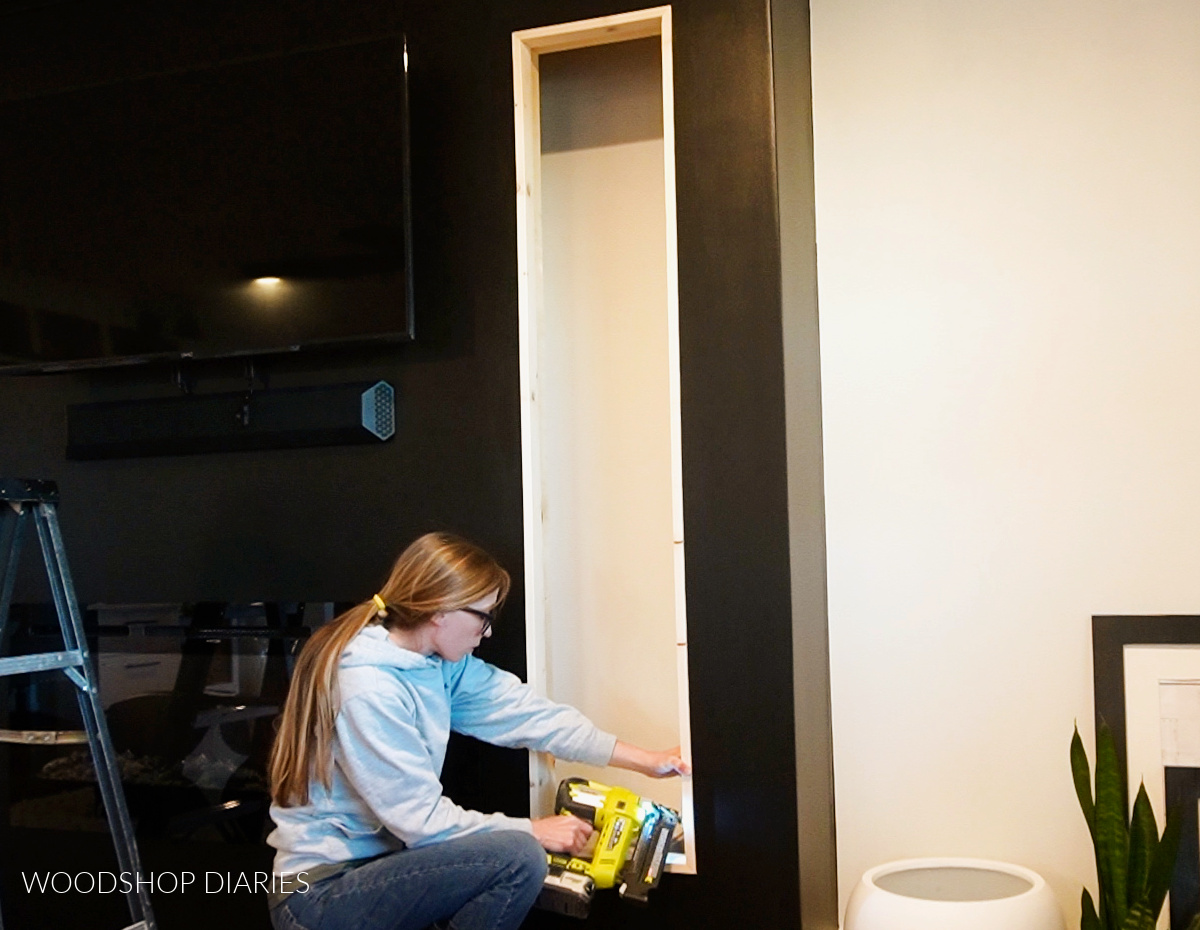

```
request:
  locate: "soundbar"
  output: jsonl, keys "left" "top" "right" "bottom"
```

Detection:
{"left": 66, "top": 381, "right": 395, "bottom": 460}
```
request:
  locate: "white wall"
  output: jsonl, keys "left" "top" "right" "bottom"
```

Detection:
{"left": 534, "top": 38, "right": 685, "bottom": 822}
{"left": 539, "top": 135, "right": 683, "bottom": 817}
{"left": 809, "top": 0, "right": 1200, "bottom": 923}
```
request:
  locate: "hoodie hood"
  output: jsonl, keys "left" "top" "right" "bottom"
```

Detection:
{"left": 340, "top": 623, "right": 435, "bottom": 671}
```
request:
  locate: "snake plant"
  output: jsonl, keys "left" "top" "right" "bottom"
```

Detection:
{"left": 1071, "top": 720, "right": 1200, "bottom": 930}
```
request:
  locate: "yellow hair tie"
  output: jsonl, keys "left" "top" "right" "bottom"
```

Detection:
{"left": 372, "top": 594, "right": 387, "bottom": 616}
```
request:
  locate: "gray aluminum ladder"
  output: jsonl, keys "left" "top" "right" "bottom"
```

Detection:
{"left": 0, "top": 479, "right": 155, "bottom": 930}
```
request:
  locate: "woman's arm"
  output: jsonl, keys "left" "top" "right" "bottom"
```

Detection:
{"left": 336, "top": 689, "right": 534, "bottom": 848}
{"left": 608, "top": 741, "right": 691, "bottom": 778}
{"left": 449, "top": 659, "right": 616, "bottom": 765}
{"left": 450, "top": 659, "right": 691, "bottom": 778}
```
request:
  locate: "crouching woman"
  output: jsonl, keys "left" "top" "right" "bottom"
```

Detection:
{"left": 266, "top": 532, "right": 688, "bottom": 930}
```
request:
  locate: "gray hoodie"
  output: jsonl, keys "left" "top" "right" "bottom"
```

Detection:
{"left": 267, "top": 624, "right": 617, "bottom": 876}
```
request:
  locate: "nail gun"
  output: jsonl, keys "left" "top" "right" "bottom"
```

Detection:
{"left": 535, "top": 777, "right": 681, "bottom": 919}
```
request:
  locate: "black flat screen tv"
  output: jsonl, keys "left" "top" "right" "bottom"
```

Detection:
{"left": 0, "top": 23, "right": 413, "bottom": 374}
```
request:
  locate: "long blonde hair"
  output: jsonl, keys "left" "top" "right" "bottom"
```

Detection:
{"left": 269, "top": 532, "right": 510, "bottom": 806}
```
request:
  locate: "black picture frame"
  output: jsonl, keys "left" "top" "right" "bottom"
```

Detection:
{"left": 1092, "top": 615, "right": 1200, "bottom": 929}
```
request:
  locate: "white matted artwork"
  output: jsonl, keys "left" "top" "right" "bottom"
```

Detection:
{"left": 1161, "top": 681, "right": 1200, "bottom": 768}
{"left": 1123, "top": 645, "right": 1200, "bottom": 930}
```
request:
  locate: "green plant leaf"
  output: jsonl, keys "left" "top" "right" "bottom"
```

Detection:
{"left": 1118, "top": 899, "right": 1157, "bottom": 930}
{"left": 1144, "top": 803, "right": 1182, "bottom": 918}
{"left": 1095, "top": 720, "right": 1130, "bottom": 928}
{"left": 1082, "top": 888, "right": 1100, "bottom": 930}
{"left": 1127, "top": 783, "right": 1156, "bottom": 906}
{"left": 1074, "top": 724, "right": 1097, "bottom": 841}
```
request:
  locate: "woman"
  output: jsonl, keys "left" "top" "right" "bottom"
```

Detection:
{"left": 267, "top": 532, "right": 688, "bottom": 930}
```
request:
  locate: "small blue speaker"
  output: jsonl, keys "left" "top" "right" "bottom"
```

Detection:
{"left": 361, "top": 381, "right": 396, "bottom": 440}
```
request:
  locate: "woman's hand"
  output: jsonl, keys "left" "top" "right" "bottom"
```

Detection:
{"left": 531, "top": 813, "right": 594, "bottom": 854}
{"left": 608, "top": 741, "right": 691, "bottom": 778}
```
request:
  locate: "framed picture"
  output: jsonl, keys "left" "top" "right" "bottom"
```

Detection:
{"left": 1093, "top": 615, "right": 1200, "bottom": 930}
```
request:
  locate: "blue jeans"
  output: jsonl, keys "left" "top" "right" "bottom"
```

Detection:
{"left": 270, "top": 831, "right": 548, "bottom": 930}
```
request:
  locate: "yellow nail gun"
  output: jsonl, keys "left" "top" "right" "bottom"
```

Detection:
{"left": 535, "top": 777, "right": 681, "bottom": 919}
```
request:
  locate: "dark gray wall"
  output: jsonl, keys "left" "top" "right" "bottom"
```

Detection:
{"left": 772, "top": 0, "right": 839, "bottom": 925}
{"left": 0, "top": 1, "right": 834, "bottom": 927}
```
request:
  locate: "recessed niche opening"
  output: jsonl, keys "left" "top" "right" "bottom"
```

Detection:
{"left": 512, "top": 8, "right": 694, "bottom": 874}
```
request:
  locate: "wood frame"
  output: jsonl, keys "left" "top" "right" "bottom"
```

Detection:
{"left": 511, "top": 6, "right": 695, "bottom": 874}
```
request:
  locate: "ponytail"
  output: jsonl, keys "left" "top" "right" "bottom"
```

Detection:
{"left": 269, "top": 533, "right": 510, "bottom": 806}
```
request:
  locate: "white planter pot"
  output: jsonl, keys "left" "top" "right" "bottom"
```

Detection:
{"left": 844, "top": 857, "right": 1064, "bottom": 930}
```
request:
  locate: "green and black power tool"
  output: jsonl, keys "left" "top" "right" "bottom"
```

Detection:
{"left": 535, "top": 777, "right": 681, "bottom": 919}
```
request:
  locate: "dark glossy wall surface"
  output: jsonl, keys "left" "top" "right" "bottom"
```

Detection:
{"left": 0, "top": 0, "right": 822, "bottom": 927}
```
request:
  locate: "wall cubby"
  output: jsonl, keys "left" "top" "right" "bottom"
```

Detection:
{"left": 512, "top": 6, "right": 695, "bottom": 874}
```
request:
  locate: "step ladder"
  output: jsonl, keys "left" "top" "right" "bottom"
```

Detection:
{"left": 0, "top": 479, "right": 155, "bottom": 930}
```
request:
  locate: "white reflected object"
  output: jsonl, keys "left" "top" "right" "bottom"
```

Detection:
{"left": 1160, "top": 679, "right": 1200, "bottom": 767}
{"left": 252, "top": 276, "right": 282, "bottom": 287}
{"left": 844, "top": 858, "right": 1063, "bottom": 930}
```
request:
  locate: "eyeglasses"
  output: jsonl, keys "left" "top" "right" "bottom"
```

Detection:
{"left": 460, "top": 606, "right": 496, "bottom": 637}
